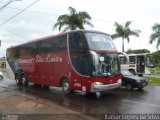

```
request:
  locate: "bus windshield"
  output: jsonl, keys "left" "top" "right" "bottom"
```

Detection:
{"left": 84, "top": 32, "right": 117, "bottom": 51}
{"left": 91, "top": 53, "right": 120, "bottom": 76}
{"left": 146, "top": 55, "right": 155, "bottom": 68}
{"left": 69, "top": 32, "right": 120, "bottom": 76}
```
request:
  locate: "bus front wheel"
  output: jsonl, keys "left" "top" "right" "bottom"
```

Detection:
{"left": 15, "top": 75, "right": 22, "bottom": 86}
{"left": 62, "top": 79, "right": 73, "bottom": 95}
{"left": 21, "top": 75, "right": 28, "bottom": 86}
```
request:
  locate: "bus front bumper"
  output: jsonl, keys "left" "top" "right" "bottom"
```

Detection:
{"left": 90, "top": 79, "right": 122, "bottom": 92}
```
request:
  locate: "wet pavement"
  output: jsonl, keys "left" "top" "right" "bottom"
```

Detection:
{"left": 0, "top": 74, "right": 160, "bottom": 120}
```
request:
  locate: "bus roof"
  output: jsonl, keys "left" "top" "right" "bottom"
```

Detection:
{"left": 7, "top": 30, "right": 111, "bottom": 49}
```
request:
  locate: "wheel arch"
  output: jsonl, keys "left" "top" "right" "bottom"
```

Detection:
{"left": 15, "top": 69, "right": 26, "bottom": 80}
{"left": 59, "top": 76, "right": 70, "bottom": 87}
{"left": 128, "top": 69, "right": 136, "bottom": 75}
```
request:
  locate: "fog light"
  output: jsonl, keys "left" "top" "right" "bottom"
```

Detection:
{"left": 93, "top": 82, "right": 104, "bottom": 85}
{"left": 117, "top": 79, "right": 122, "bottom": 83}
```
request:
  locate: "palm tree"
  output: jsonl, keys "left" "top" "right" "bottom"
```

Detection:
{"left": 53, "top": 6, "right": 93, "bottom": 31}
{"left": 112, "top": 21, "right": 141, "bottom": 52}
{"left": 149, "top": 23, "right": 160, "bottom": 49}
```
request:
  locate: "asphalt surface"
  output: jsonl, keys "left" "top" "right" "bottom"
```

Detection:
{"left": 0, "top": 74, "right": 160, "bottom": 120}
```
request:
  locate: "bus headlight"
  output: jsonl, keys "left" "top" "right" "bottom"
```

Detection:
{"left": 117, "top": 79, "right": 122, "bottom": 84}
{"left": 93, "top": 82, "right": 104, "bottom": 85}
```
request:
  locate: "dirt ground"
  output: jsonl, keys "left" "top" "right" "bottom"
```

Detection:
{"left": 0, "top": 85, "right": 96, "bottom": 120}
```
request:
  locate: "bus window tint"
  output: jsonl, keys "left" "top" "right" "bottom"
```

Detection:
{"left": 69, "top": 32, "right": 92, "bottom": 76}
{"left": 57, "top": 35, "right": 67, "bottom": 51}
{"left": 129, "top": 56, "right": 136, "bottom": 64}
{"left": 69, "top": 32, "right": 88, "bottom": 51}
{"left": 85, "top": 33, "right": 116, "bottom": 51}
{"left": 37, "top": 35, "right": 67, "bottom": 54}
{"left": 20, "top": 43, "right": 36, "bottom": 56}
{"left": 146, "top": 55, "right": 155, "bottom": 67}
{"left": 119, "top": 56, "right": 127, "bottom": 64}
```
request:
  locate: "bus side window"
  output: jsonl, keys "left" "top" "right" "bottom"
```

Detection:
{"left": 37, "top": 41, "right": 42, "bottom": 54}
{"left": 36, "top": 35, "right": 67, "bottom": 54}
{"left": 129, "top": 56, "right": 136, "bottom": 64}
{"left": 69, "top": 32, "right": 87, "bottom": 51}
{"left": 119, "top": 56, "right": 127, "bottom": 64}
{"left": 56, "top": 35, "right": 67, "bottom": 51}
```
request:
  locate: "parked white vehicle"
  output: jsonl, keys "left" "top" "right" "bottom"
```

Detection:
{"left": 0, "top": 71, "right": 3, "bottom": 80}
{"left": 119, "top": 52, "right": 156, "bottom": 75}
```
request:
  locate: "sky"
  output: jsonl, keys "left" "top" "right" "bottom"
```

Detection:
{"left": 0, "top": 0, "right": 160, "bottom": 57}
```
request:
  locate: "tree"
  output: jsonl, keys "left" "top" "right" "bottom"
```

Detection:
{"left": 149, "top": 23, "right": 160, "bottom": 49}
{"left": 126, "top": 49, "right": 150, "bottom": 54}
{"left": 112, "top": 21, "right": 141, "bottom": 52}
{"left": 153, "top": 50, "right": 160, "bottom": 65}
{"left": 53, "top": 6, "right": 93, "bottom": 31}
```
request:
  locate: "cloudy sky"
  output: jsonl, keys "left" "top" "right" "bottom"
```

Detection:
{"left": 0, "top": 0, "right": 159, "bottom": 57}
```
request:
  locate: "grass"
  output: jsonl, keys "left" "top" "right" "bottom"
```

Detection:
{"left": 156, "top": 68, "right": 160, "bottom": 75}
{"left": 145, "top": 76, "right": 160, "bottom": 84}
{"left": 156, "top": 64, "right": 160, "bottom": 75}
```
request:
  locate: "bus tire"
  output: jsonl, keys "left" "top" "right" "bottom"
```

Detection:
{"left": 62, "top": 79, "right": 73, "bottom": 95}
{"left": 21, "top": 75, "right": 28, "bottom": 86}
{"left": 15, "top": 74, "right": 22, "bottom": 85}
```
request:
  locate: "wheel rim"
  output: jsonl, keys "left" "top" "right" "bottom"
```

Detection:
{"left": 63, "top": 82, "right": 70, "bottom": 94}
{"left": 16, "top": 77, "right": 19, "bottom": 84}
{"left": 22, "top": 77, "right": 26, "bottom": 85}
{"left": 21, "top": 75, "right": 28, "bottom": 86}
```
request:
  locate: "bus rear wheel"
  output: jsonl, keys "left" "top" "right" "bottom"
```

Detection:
{"left": 62, "top": 79, "right": 73, "bottom": 95}
{"left": 21, "top": 75, "right": 28, "bottom": 86}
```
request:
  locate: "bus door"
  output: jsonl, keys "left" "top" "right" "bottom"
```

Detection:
{"left": 69, "top": 32, "right": 92, "bottom": 90}
{"left": 137, "top": 56, "right": 145, "bottom": 74}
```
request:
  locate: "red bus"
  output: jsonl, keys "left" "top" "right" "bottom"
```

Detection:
{"left": 6, "top": 30, "right": 121, "bottom": 96}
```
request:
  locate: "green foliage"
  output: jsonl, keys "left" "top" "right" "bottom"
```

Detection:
{"left": 53, "top": 6, "right": 93, "bottom": 31}
{"left": 112, "top": 21, "right": 141, "bottom": 52}
{"left": 153, "top": 50, "right": 160, "bottom": 64}
{"left": 145, "top": 77, "right": 160, "bottom": 84}
{"left": 126, "top": 49, "right": 150, "bottom": 54}
{"left": 149, "top": 23, "right": 160, "bottom": 49}
{"left": 156, "top": 70, "right": 160, "bottom": 74}
{"left": 156, "top": 64, "right": 160, "bottom": 68}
